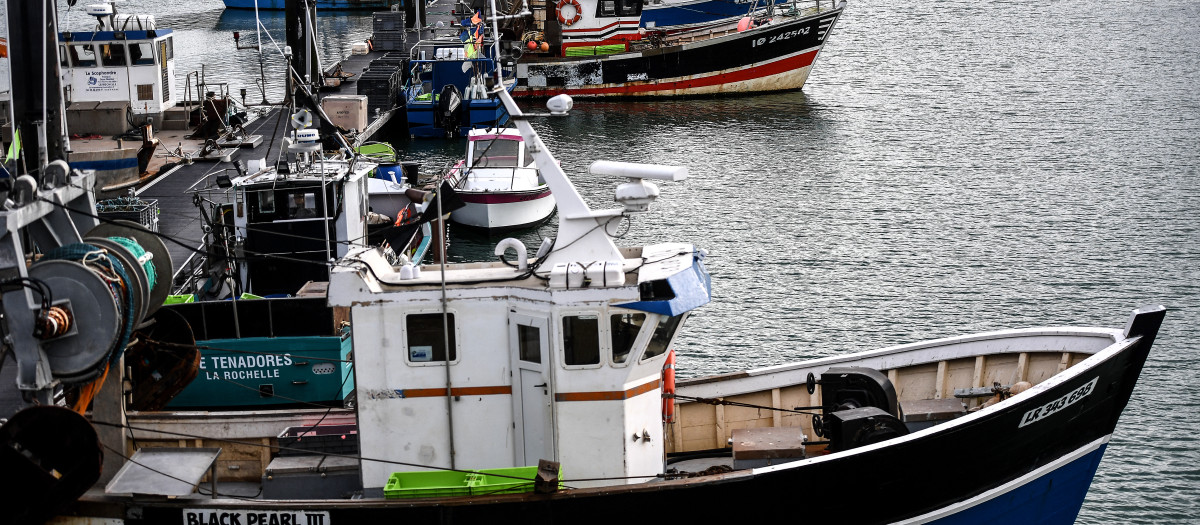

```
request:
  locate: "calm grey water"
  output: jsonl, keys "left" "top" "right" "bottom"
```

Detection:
{"left": 60, "top": 0, "right": 1200, "bottom": 521}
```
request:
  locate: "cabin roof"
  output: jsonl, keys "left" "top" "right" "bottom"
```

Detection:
{"left": 59, "top": 29, "right": 173, "bottom": 42}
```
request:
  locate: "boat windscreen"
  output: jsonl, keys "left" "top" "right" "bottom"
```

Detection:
{"left": 471, "top": 139, "right": 522, "bottom": 167}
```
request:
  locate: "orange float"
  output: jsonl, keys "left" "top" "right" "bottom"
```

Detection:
{"left": 662, "top": 349, "right": 676, "bottom": 423}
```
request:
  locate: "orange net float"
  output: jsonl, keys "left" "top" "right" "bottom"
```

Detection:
{"left": 662, "top": 348, "right": 676, "bottom": 423}
{"left": 556, "top": 0, "right": 583, "bottom": 26}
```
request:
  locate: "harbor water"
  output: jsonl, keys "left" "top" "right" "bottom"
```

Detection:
{"left": 58, "top": 0, "right": 1200, "bottom": 521}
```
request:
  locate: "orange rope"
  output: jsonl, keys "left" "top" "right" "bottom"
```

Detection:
{"left": 73, "top": 363, "right": 112, "bottom": 414}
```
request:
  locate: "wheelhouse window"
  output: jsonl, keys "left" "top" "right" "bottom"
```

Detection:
{"left": 71, "top": 45, "right": 98, "bottom": 67}
{"left": 130, "top": 42, "right": 155, "bottom": 65}
{"left": 287, "top": 191, "right": 319, "bottom": 220}
{"left": 610, "top": 312, "right": 646, "bottom": 364}
{"left": 407, "top": 313, "right": 457, "bottom": 362}
{"left": 99, "top": 43, "right": 128, "bottom": 67}
{"left": 562, "top": 314, "right": 600, "bottom": 366}
{"left": 471, "top": 138, "right": 523, "bottom": 168}
{"left": 597, "top": 0, "right": 641, "bottom": 17}
{"left": 642, "top": 314, "right": 685, "bottom": 362}
{"left": 247, "top": 185, "right": 338, "bottom": 223}
{"left": 257, "top": 190, "right": 276, "bottom": 215}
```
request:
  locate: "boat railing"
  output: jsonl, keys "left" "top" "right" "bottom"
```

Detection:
{"left": 663, "top": 0, "right": 840, "bottom": 45}
{"left": 170, "top": 245, "right": 208, "bottom": 296}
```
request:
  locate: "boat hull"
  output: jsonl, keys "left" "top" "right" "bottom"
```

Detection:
{"left": 514, "top": 6, "right": 844, "bottom": 98}
{"left": 66, "top": 307, "right": 1163, "bottom": 524}
{"left": 407, "top": 98, "right": 508, "bottom": 138}
{"left": 451, "top": 188, "right": 557, "bottom": 230}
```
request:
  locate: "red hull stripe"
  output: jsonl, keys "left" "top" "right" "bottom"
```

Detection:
{"left": 461, "top": 189, "right": 553, "bottom": 204}
{"left": 563, "top": 20, "right": 640, "bottom": 34}
{"left": 519, "top": 48, "right": 819, "bottom": 97}
{"left": 470, "top": 134, "right": 522, "bottom": 141}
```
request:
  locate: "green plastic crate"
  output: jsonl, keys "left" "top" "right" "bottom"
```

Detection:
{"left": 384, "top": 470, "right": 479, "bottom": 499}
{"left": 163, "top": 294, "right": 195, "bottom": 305}
{"left": 471, "top": 465, "right": 561, "bottom": 496}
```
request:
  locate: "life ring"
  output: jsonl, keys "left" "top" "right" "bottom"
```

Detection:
{"left": 556, "top": 0, "right": 582, "bottom": 26}
{"left": 662, "top": 348, "right": 676, "bottom": 423}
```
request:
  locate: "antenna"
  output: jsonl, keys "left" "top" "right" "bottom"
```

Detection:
{"left": 84, "top": 2, "right": 116, "bottom": 30}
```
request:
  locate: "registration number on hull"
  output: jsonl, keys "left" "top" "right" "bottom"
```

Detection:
{"left": 1018, "top": 377, "right": 1099, "bottom": 428}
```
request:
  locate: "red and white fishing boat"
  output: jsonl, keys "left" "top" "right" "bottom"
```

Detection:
{"left": 444, "top": 128, "right": 556, "bottom": 230}
{"left": 510, "top": 0, "right": 846, "bottom": 97}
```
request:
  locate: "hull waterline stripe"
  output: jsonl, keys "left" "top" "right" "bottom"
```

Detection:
{"left": 519, "top": 47, "right": 820, "bottom": 97}
{"left": 556, "top": 379, "right": 660, "bottom": 402}
{"left": 460, "top": 189, "right": 554, "bottom": 205}
{"left": 401, "top": 385, "right": 512, "bottom": 397}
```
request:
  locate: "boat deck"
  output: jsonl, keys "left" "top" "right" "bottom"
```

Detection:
{"left": 123, "top": 13, "right": 463, "bottom": 283}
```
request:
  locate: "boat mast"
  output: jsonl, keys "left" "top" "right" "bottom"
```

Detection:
{"left": 285, "top": 0, "right": 320, "bottom": 98}
{"left": 5, "top": 0, "right": 68, "bottom": 177}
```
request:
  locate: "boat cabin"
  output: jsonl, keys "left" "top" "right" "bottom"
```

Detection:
{"left": 404, "top": 38, "right": 510, "bottom": 137}
{"left": 330, "top": 93, "right": 707, "bottom": 493}
{"left": 189, "top": 144, "right": 373, "bottom": 297}
{"left": 58, "top": 5, "right": 177, "bottom": 128}
{"left": 331, "top": 241, "right": 708, "bottom": 493}
{"left": 521, "top": 0, "right": 644, "bottom": 57}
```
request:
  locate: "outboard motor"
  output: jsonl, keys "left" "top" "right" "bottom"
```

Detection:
{"left": 435, "top": 84, "right": 464, "bottom": 138}
{"left": 813, "top": 367, "right": 908, "bottom": 452}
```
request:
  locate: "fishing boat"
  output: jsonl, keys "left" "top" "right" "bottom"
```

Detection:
{"left": 1, "top": 76, "right": 1167, "bottom": 523}
{"left": 56, "top": 2, "right": 177, "bottom": 193}
{"left": 403, "top": 26, "right": 516, "bottom": 137}
{"left": 508, "top": 0, "right": 846, "bottom": 97}
{"left": 443, "top": 127, "right": 556, "bottom": 230}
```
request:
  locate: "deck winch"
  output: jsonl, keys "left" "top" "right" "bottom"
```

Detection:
{"left": 2, "top": 164, "right": 173, "bottom": 402}
{"left": 812, "top": 367, "right": 909, "bottom": 451}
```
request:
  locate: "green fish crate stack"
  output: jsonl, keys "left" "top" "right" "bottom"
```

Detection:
{"left": 471, "top": 465, "right": 562, "bottom": 495}
{"left": 384, "top": 465, "right": 562, "bottom": 499}
{"left": 564, "top": 44, "right": 627, "bottom": 57}
{"left": 96, "top": 196, "right": 159, "bottom": 232}
{"left": 372, "top": 11, "right": 406, "bottom": 51}
{"left": 384, "top": 470, "right": 480, "bottom": 499}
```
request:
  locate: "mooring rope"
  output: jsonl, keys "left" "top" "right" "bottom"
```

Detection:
{"left": 108, "top": 235, "right": 158, "bottom": 291}
{"left": 41, "top": 242, "right": 136, "bottom": 368}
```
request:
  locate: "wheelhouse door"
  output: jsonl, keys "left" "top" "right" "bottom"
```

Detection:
{"left": 510, "top": 312, "right": 554, "bottom": 466}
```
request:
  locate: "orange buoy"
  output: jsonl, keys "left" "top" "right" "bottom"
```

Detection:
{"left": 540, "top": 41, "right": 550, "bottom": 52}
{"left": 662, "top": 349, "right": 676, "bottom": 423}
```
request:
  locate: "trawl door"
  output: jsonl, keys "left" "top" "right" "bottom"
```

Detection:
{"left": 510, "top": 313, "right": 553, "bottom": 466}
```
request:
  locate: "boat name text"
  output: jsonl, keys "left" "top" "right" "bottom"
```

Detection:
{"left": 183, "top": 509, "right": 329, "bottom": 525}
{"left": 198, "top": 353, "right": 293, "bottom": 381}
{"left": 751, "top": 27, "right": 811, "bottom": 48}
{"left": 1018, "top": 377, "right": 1098, "bottom": 428}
